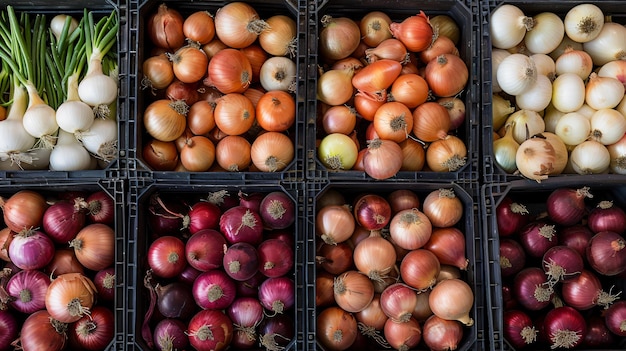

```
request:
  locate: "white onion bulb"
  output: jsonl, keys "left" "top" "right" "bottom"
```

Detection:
{"left": 506, "top": 109, "right": 545, "bottom": 144}
{"left": 530, "top": 54, "right": 555, "bottom": 80}
{"left": 569, "top": 140, "right": 610, "bottom": 175}
{"left": 555, "top": 112, "right": 590, "bottom": 146}
{"left": 491, "top": 49, "right": 511, "bottom": 93}
{"left": 583, "top": 23, "right": 626, "bottom": 66}
{"left": 543, "top": 103, "right": 565, "bottom": 133}
{"left": 607, "top": 134, "right": 626, "bottom": 174}
{"left": 490, "top": 4, "right": 532, "bottom": 50}
{"left": 549, "top": 36, "right": 583, "bottom": 61}
{"left": 590, "top": 109, "right": 626, "bottom": 145}
{"left": 555, "top": 48, "right": 593, "bottom": 80}
{"left": 564, "top": 4, "right": 604, "bottom": 43}
{"left": 524, "top": 12, "right": 564, "bottom": 54}
{"left": 597, "top": 60, "right": 626, "bottom": 89}
{"left": 516, "top": 74, "right": 552, "bottom": 112}
{"left": 552, "top": 73, "right": 585, "bottom": 113}
{"left": 497, "top": 54, "right": 537, "bottom": 96}
{"left": 585, "top": 73, "right": 625, "bottom": 110}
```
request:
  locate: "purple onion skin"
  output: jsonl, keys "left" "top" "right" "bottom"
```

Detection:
{"left": 542, "top": 245, "right": 583, "bottom": 283}
{"left": 546, "top": 187, "right": 591, "bottom": 226}
{"left": 583, "top": 315, "right": 615, "bottom": 348}
{"left": 259, "top": 192, "right": 295, "bottom": 230}
{"left": 156, "top": 282, "right": 197, "bottom": 320}
{"left": 0, "top": 310, "right": 18, "bottom": 350}
{"left": 258, "top": 314, "right": 295, "bottom": 349}
{"left": 153, "top": 319, "right": 189, "bottom": 351}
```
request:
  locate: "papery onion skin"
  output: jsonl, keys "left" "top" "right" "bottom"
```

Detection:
{"left": 383, "top": 317, "right": 422, "bottom": 350}
{"left": 187, "top": 309, "right": 233, "bottom": 351}
{"left": 587, "top": 200, "right": 626, "bottom": 234}
{"left": 424, "top": 227, "right": 468, "bottom": 270}
{"left": 499, "top": 238, "right": 526, "bottom": 278}
{"left": 518, "top": 221, "right": 558, "bottom": 258}
{"left": 503, "top": 309, "right": 537, "bottom": 349}
{"left": 542, "top": 245, "right": 583, "bottom": 284}
{"left": 429, "top": 278, "right": 474, "bottom": 326}
{"left": 334, "top": 270, "right": 375, "bottom": 313}
{"left": 513, "top": 267, "right": 553, "bottom": 311}
{"left": 586, "top": 231, "right": 626, "bottom": 276}
{"left": 389, "top": 208, "right": 431, "bottom": 250}
{"left": 317, "top": 306, "right": 358, "bottom": 351}
{"left": 353, "top": 194, "right": 391, "bottom": 231}
{"left": 543, "top": 306, "right": 586, "bottom": 349}
{"left": 496, "top": 197, "right": 529, "bottom": 237}
{"left": 400, "top": 249, "right": 440, "bottom": 291}
{"left": 583, "top": 315, "right": 615, "bottom": 348}
{"left": 423, "top": 314, "right": 463, "bottom": 351}
{"left": 604, "top": 300, "right": 626, "bottom": 337}
{"left": 562, "top": 269, "right": 619, "bottom": 311}
{"left": 354, "top": 234, "right": 396, "bottom": 283}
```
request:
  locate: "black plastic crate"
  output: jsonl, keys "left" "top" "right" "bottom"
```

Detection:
{"left": 0, "top": 178, "right": 126, "bottom": 351}
{"left": 480, "top": 1, "right": 626, "bottom": 183}
{"left": 306, "top": 180, "right": 484, "bottom": 351}
{"left": 0, "top": 0, "right": 128, "bottom": 179}
{"left": 127, "top": 0, "right": 306, "bottom": 183}
{"left": 483, "top": 177, "right": 626, "bottom": 351}
{"left": 127, "top": 180, "right": 307, "bottom": 351}
{"left": 306, "top": 0, "right": 480, "bottom": 183}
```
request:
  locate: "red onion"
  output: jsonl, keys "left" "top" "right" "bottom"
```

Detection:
{"left": 257, "top": 238, "right": 294, "bottom": 278}
{"left": 82, "top": 190, "right": 115, "bottom": 224}
{"left": 496, "top": 196, "right": 530, "bottom": 237}
{"left": 155, "top": 282, "right": 196, "bottom": 320}
{"left": 8, "top": 228, "right": 55, "bottom": 270}
{"left": 219, "top": 206, "right": 263, "bottom": 245}
{"left": 258, "top": 276, "right": 295, "bottom": 315}
{"left": 178, "top": 265, "right": 201, "bottom": 285}
{"left": 42, "top": 200, "right": 86, "bottom": 243}
{"left": 258, "top": 314, "right": 295, "bottom": 350}
{"left": 502, "top": 284, "right": 518, "bottom": 310}
{"left": 147, "top": 236, "right": 187, "bottom": 278}
{"left": 266, "top": 229, "right": 295, "bottom": 248}
{"left": 588, "top": 200, "right": 626, "bottom": 234}
{"left": 259, "top": 191, "right": 295, "bottom": 230}
{"left": 543, "top": 306, "right": 586, "bottom": 349}
{"left": 558, "top": 225, "right": 593, "bottom": 259}
{"left": 192, "top": 269, "right": 236, "bottom": 310}
{"left": 503, "top": 309, "right": 537, "bottom": 349}
{"left": 353, "top": 194, "right": 392, "bottom": 231}
{"left": 422, "top": 315, "right": 463, "bottom": 351}
{"left": 583, "top": 315, "right": 615, "bottom": 348}
{"left": 94, "top": 267, "right": 116, "bottom": 302}
{"left": 187, "top": 309, "right": 233, "bottom": 351}
{"left": 604, "top": 300, "right": 626, "bottom": 337}
{"left": 18, "top": 310, "right": 67, "bottom": 351}
{"left": 223, "top": 242, "right": 259, "bottom": 281}
{"left": 227, "top": 297, "right": 264, "bottom": 348}
{"left": 518, "top": 221, "right": 558, "bottom": 258}
{"left": 238, "top": 191, "right": 264, "bottom": 212}
{"left": 513, "top": 267, "right": 554, "bottom": 311}
{"left": 586, "top": 231, "right": 626, "bottom": 276}
{"left": 206, "top": 189, "right": 239, "bottom": 212}
{"left": 236, "top": 271, "right": 266, "bottom": 297}
{"left": 546, "top": 187, "right": 592, "bottom": 226}
{"left": 147, "top": 195, "right": 188, "bottom": 236}
{"left": 499, "top": 238, "right": 526, "bottom": 278}
{"left": 0, "top": 310, "right": 18, "bottom": 350}
{"left": 153, "top": 318, "right": 189, "bottom": 351}
{"left": 185, "top": 201, "right": 221, "bottom": 234}
{"left": 561, "top": 269, "right": 620, "bottom": 310}
{"left": 68, "top": 306, "right": 114, "bottom": 350}
{"left": 380, "top": 283, "right": 418, "bottom": 323}
{"left": 542, "top": 245, "right": 583, "bottom": 283}
{"left": 185, "top": 229, "right": 226, "bottom": 272}
{"left": 6, "top": 269, "right": 50, "bottom": 313}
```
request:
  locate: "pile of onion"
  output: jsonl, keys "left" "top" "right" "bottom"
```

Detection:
{"left": 315, "top": 9, "right": 469, "bottom": 180}
{"left": 0, "top": 189, "right": 117, "bottom": 351}
{"left": 142, "top": 3, "right": 298, "bottom": 173}
{"left": 489, "top": 3, "right": 626, "bottom": 179}
{"left": 316, "top": 187, "right": 473, "bottom": 351}
{"left": 142, "top": 189, "right": 297, "bottom": 351}
{"left": 495, "top": 185, "right": 626, "bottom": 349}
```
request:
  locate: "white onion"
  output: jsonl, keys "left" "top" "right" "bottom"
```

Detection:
{"left": 569, "top": 140, "right": 610, "bottom": 175}
{"left": 56, "top": 100, "right": 95, "bottom": 134}
{"left": 555, "top": 48, "right": 593, "bottom": 80}
{"left": 506, "top": 109, "right": 545, "bottom": 144}
{"left": 597, "top": 60, "right": 626, "bottom": 89}
{"left": 524, "top": 12, "right": 564, "bottom": 54}
{"left": 575, "top": 104, "right": 596, "bottom": 120}
{"left": 497, "top": 54, "right": 537, "bottom": 96}
{"left": 49, "top": 130, "right": 91, "bottom": 171}
{"left": 76, "top": 118, "right": 118, "bottom": 162}
{"left": 607, "top": 134, "right": 626, "bottom": 174}
{"left": 530, "top": 54, "right": 555, "bottom": 79}
{"left": 590, "top": 109, "right": 626, "bottom": 145}
{"left": 259, "top": 56, "right": 297, "bottom": 92}
{"left": 549, "top": 36, "right": 583, "bottom": 61}
{"left": 516, "top": 74, "right": 552, "bottom": 112}
{"left": 552, "top": 73, "right": 585, "bottom": 113}
{"left": 491, "top": 49, "right": 511, "bottom": 93}
{"left": 616, "top": 95, "right": 626, "bottom": 118}
{"left": 490, "top": 4, "right": 532, "bottom": 50}
{"left": 543, "top": 103, "right": 565, "bottom": 133}
{"left": 585, "top": 73, "right": 625, "bottom": 110}
{"left": 555, "top": 112, "right": 590, "bottom": 146}
{"left": 583, "top": 23, "right": 626, "bottom": 66}
{"left": 564, "top": 4, "right": 604, "bottom": 43}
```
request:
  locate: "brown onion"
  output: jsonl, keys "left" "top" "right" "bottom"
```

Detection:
{"left": 429, "top": 278, "right": 474, "bottom": 326}
{"left": 424, "top": 227, "right": 468, "bottom": 270}
{"left": 334, "top": 271, "right": 375, "bottom": 313}
{"left": 400, "top": 249, "right": 440, "bottom": 291}
{"left": 422, "top": 315, "right": 464, "bottom": 351}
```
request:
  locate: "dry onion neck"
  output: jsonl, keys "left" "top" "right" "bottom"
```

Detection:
{"left": 189, "top": 325, "right": 214, "bottom": 341}
{"left": 263, "top": 156, "right": 285, "bottom": 172}
{"left": 543, "top": 259, "right": 579, "bottom": 284}
{"left": 500, "top": 256, "right": 512, "bottom": 269}
{"left": 246, "top": 19, "right": 269, "bottom": 35}
{"left": 158, "top": 335, "right": 175, "bottom": 351}
{"left": 233, "top": 323, "right": 256, "bottom": 341}
{"left": 207, "top": 285, "right": 224, "bottom": 303}
{"left": 76, "top": 321, "right": 97, "bottom": 336}
{"left": 169, "top": 100, "right": 190, "bottom": 116}
{"left": 551, "top": 330, "right": 582, "bottom": 349}
{"left": 67, "top": 297, "right": 91, "bottom": 317}
{"left": 510, "top": 202, "right": 529, "bottom": 215}
{"left": 538, "top": 224, "right": 556, "bottom": 241}
{"left": 205, "top": 190, "right": 229, "bottom": 206}
{"left": 267, "top": 200, "right": 287, "bottom": 220}
{"left": 50, "top": 317, "right": 69, "bottom": 335}
{"left": 357, "top": 322, "right": 390, "bottom": 348}
{"left": 260, "top": 332, "right": 289, "bottom": 351}
{"left": 520, "top": 326, "right": 538, "bottom": 345}
{"left": 534, "top": 283, "right": 554, "bottom": 303}
{"left": 596, "top": 286, "right": 621, "bottom": 309}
